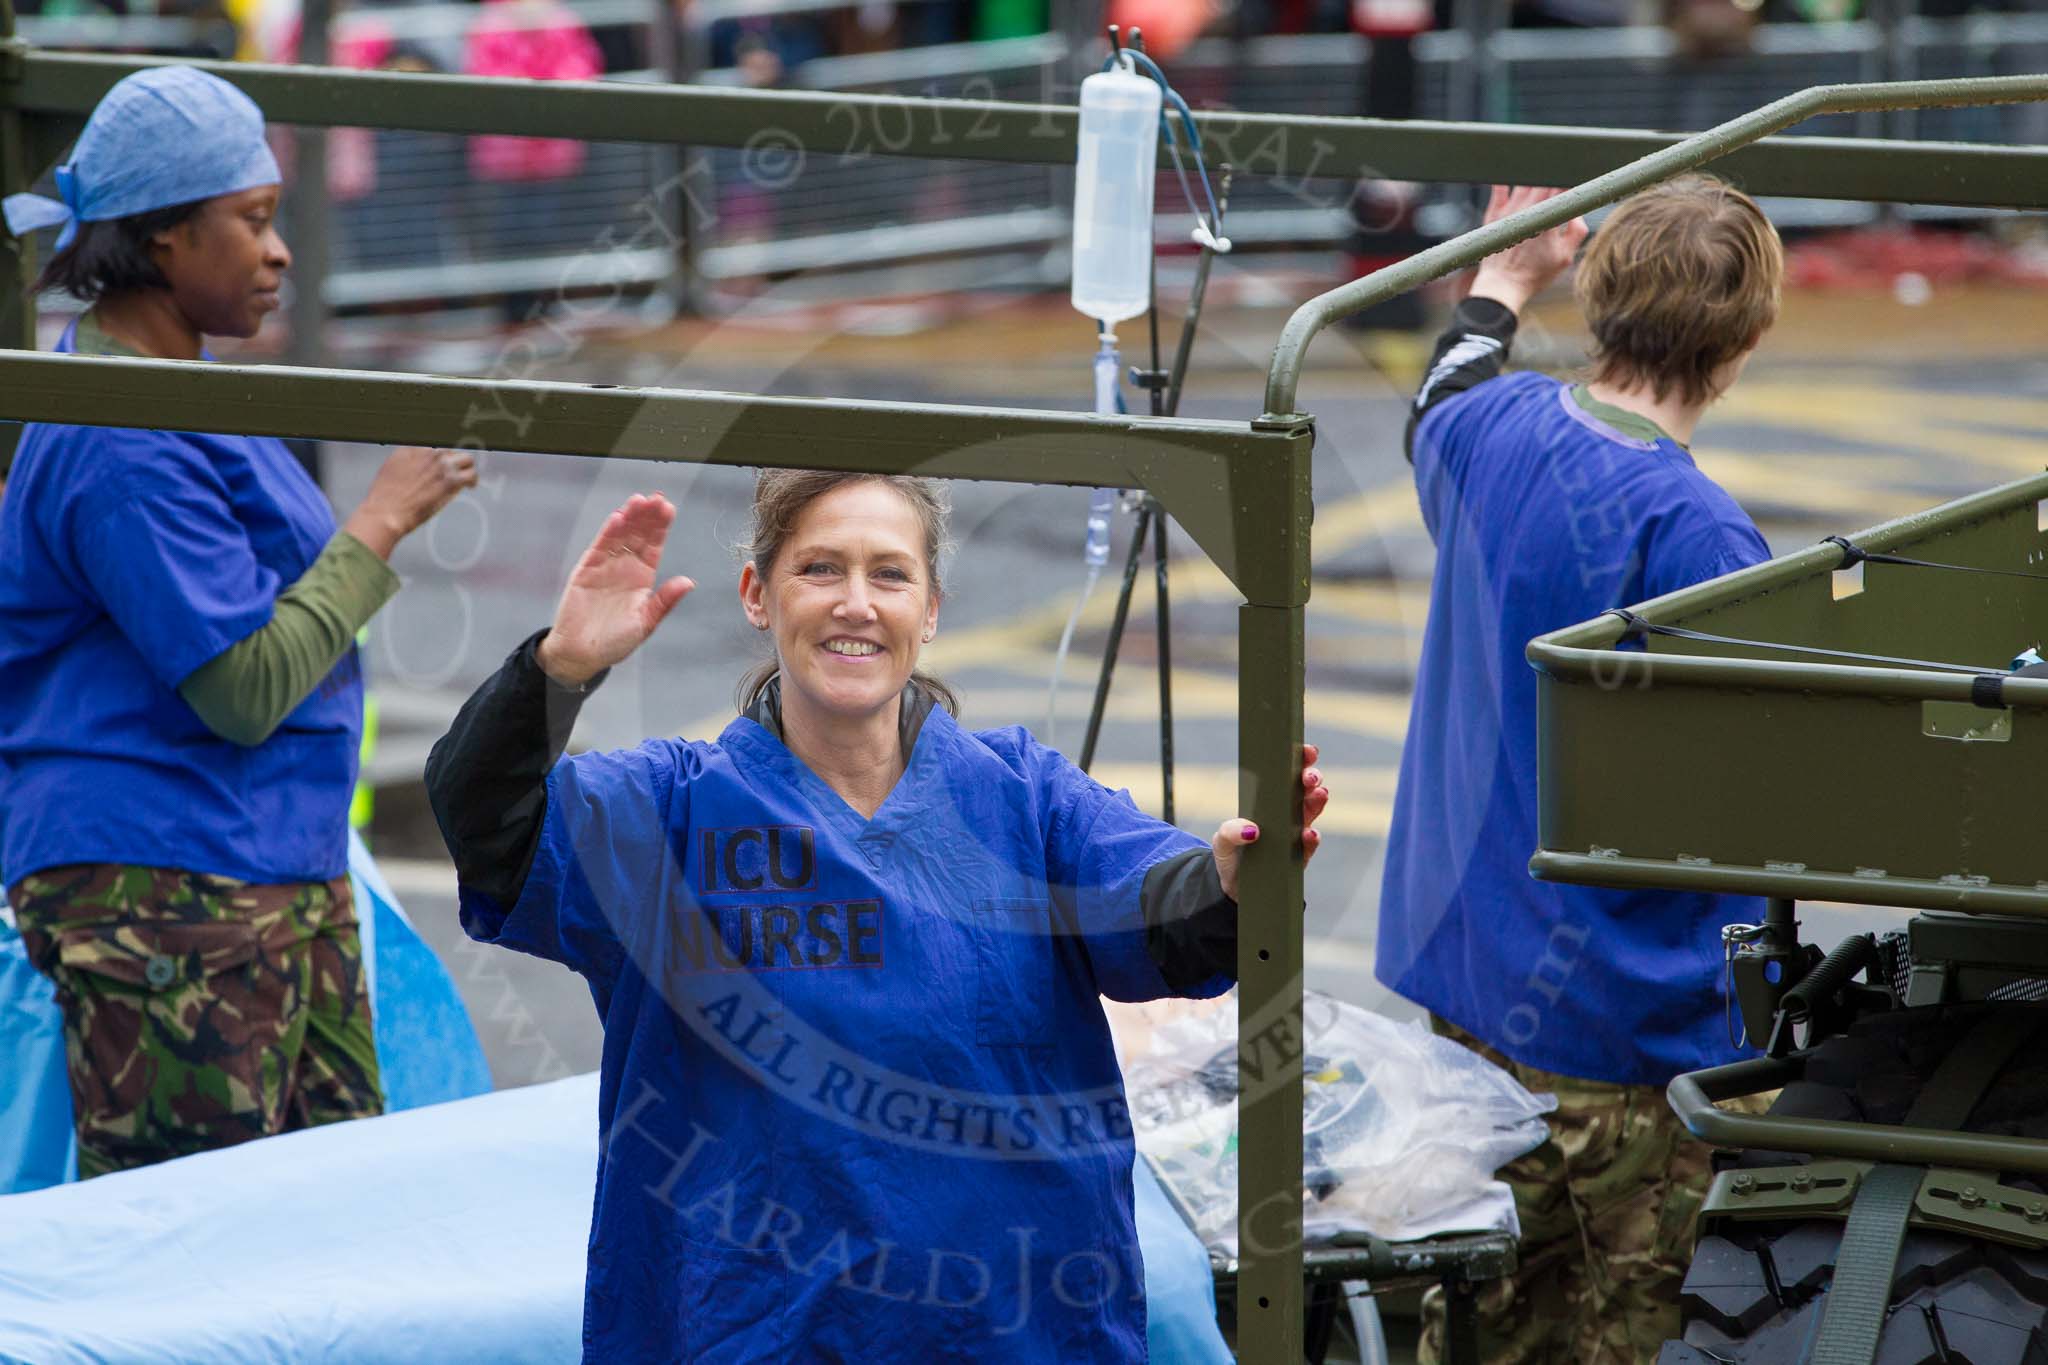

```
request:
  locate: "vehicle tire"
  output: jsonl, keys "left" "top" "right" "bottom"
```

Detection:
{"left": 1659, "top": 1003, "right": 2048, "bottom": 1363}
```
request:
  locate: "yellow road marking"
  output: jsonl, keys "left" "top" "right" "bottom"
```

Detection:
{"left": 963, "top": 670, "right": 1412, "bottom": 743}
{"left": 1087, "top": 762, "right": 1394, "bottom": 835}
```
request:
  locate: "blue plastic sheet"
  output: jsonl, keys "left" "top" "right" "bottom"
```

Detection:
{"left": 0, "top": 915, "right": 74, "bottom": 1193}
{"left": 351, "top": 833, "right": 493, "bottom": 1113}
{"left": 0, "top": 832, "right": 489, "bottom": 1194}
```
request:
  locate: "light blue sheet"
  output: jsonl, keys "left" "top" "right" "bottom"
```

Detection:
{"left": 0, "top": 1070, "right": 1231, "bottom": 1364}
{"left": 350, "top": 833, "right": 494, "bottom": 1113}
{"left": 1135, "top": 1156, "right": 1236, "bottom": 1363}
{"left": 0, "top": 1074, "right": 597, "bottom": 1365}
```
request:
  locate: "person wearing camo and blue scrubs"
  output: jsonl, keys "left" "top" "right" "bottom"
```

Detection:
{"left": 1378, "top": 179, "right": 1786, "bottom": 1364}
{"left": 0, "top": 65, "right": 478, "bottom": 1177}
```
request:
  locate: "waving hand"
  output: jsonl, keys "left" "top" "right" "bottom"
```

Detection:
{"left": 535, "top": 494, "right": 695, "bottom": 687}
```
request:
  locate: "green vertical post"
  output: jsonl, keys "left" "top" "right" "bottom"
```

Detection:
{"left": 286, "top": 0, "right": 331, "bottom": 372}
{"left": 1234, "top": 423, "right": 1312, "bottom": 1363}
{"left": 0, "top": 0, "right": 33, "bottom": 353}
{"left": 0, "top": 1, "right": 30, "bottom": 481}
{"left": 648, "top": 0, "right": 693, "bottom": 315}
{"left": 1235, "top": 601, "right": 1307, "bottom": 1359}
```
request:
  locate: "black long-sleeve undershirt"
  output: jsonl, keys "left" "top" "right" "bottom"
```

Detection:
{"left": 1405, "top": 295, "right": 1520, "bottom": 462}
{"left": 425, "top": 630, "right": 596, "bottom": 912}
{"left": 425, "top": 634, "right": 1236, "bottom": 994}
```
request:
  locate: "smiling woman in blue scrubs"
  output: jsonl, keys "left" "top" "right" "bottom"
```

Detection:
{"left": 0, "top": 66, "right": 478, "bottom": 1178}
{"left": 428, "top": 473, "right": 1331, "bottom": 1361}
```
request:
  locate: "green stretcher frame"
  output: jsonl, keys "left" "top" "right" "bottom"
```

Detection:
{"left": 1530, "top": 472, "right": 2048, "bottom": 917}
{"left": 1, "top": 11, "right": 2044, "bottom": 1351}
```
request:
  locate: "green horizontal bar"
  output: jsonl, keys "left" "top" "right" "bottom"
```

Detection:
{"left": 1529, "top": 470, "right": 2048, "bottom": 667}
{"left": 1673, "top": 1059, "right": 2048, "bottom": 1173}
{"left": 10, "top": 49, "right": 2048, "bottom": 206}
{"left": 1264, "top": 73, "right": 2048, "bottom": 418}
{"left": 0, "top": 349, "right": 1310, "bottom": 606}
{"left": 1529, "top": 851, "right": 2048, "bottom": 918}
{"left": 1528, "top": 644, "right": 2048, "bottom": 704}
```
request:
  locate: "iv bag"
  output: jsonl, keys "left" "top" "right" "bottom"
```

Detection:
{"left": 1070, "top": 59, "right": 1162, "bottom": 327}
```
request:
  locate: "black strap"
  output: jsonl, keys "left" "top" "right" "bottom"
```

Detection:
{"left": 1604, "top": 609, "right": 1997, "bottom": 678}
{"left": 1825, "top": 534, "right": 2048, "bottom": 584}
{"left": 1821, "top": 534, "right": 1866, "bottom": 568}
{"left": 1808, "top": 1011, "right": 2047, "bottom": 1365}
{"left": 1902, "top": 1009, "right": 2045, "bottom": 1130}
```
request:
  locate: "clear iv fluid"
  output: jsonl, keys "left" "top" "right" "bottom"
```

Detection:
{"left": 1070, "top": 60, "right": 1162, "bottom": 327}
{"left": 1084, "top": 489, "right": 1116, "bottom": 568}
{"left": 1084, "top": 336, "right": 1120, "bottom": 567}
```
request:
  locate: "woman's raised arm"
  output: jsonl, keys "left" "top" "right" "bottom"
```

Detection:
{"left": 534, "top": 493, "right": 695, "bottom": 687}
{"left": 426, "top": 495, "right": 694, "bottom": 979}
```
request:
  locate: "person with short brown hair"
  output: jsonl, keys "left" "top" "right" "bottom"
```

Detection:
{"left": 1377, "top": 178, "right": 1783, "bottom": 1362}
{"left": 1576, "top": 172, "right": 1785, "bottom": 412}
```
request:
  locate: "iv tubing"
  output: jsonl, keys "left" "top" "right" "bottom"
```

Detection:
{"left": 1046, "top": 330, "right": 1125, "bottom": 741}
{"left": 1100, "top": 48, "right": 1224, "bottom": 236}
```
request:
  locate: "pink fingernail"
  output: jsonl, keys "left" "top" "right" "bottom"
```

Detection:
{"left": 1242, "top": 824, "right": 1259, "bottom": 842}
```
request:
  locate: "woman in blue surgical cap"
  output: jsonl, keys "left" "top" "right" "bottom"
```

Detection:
{"left": 0, "top": 65, "right": 478, "bottom": 1178}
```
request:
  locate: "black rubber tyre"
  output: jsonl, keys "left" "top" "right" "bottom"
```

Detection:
{"left": 1659, "top": 1004, "right": 2048, "bottom": 1364}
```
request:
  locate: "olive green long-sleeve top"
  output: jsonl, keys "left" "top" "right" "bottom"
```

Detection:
{"left": 72, "top": 312, "right": 402, "bottom": 746}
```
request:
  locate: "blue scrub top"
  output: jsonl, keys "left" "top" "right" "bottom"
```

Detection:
{"left": 0, "top": 322, "right": 361, "bottom": 886}
{"left": 461, "top": 706, "right": 1221, "bottom": 1362}
{"left": 1376, "top": 373, "right": 1770, "bottom": 1087}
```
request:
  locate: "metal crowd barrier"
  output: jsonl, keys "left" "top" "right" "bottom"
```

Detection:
{"left": 15, "top": 3, "right": 2048, "bottom": 311}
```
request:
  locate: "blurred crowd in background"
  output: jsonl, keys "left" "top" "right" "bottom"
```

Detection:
{"left": 10, "top": 0, "right": 2043, "bottom": 327}
{"left": 12, "top": 0, "right": 2037, "bottom": 85}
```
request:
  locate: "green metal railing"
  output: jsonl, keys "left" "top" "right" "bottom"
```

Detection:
{"left": 1, "top": 21, "right": 2044, "bottom": 1356}
{"left": 1262, "top": 72, "right": 2048, "bottom": 421}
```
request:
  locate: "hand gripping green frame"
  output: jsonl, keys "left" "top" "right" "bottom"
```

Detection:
{"left": 1, "top": 7, "right": 2043, "bottom": 1349}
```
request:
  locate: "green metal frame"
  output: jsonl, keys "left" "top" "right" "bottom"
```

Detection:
{"left": 0, "top": 29, "right": 2043, "bottom": 1356}
{"left": 1530, "top": 472, "right": 2048, "bottom": 916}
{"left": 1699, "top": 1158, "right": 2048, "bottom": 1251}
{"left": 1675, "top": 1055, "right": 2048, "bottom": 1174}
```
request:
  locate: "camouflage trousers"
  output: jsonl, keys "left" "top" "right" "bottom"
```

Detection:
{"left": 11, "top": 864, "right": 383, "bottom": 1179}
{"left": 1417, "top": 1018, "right": 1731, "bottom": 1365}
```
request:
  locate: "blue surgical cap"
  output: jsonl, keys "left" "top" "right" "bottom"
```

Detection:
{"left": 2, "top": 66, "right": 281, "bottom": 251}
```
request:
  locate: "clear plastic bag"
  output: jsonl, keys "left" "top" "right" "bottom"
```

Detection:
{"left": 1118, "top": 991, "right": 1555, "bottom": 1253}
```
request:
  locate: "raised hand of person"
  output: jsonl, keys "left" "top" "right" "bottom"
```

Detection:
{"left": 1211, "top": 742, "right": 1331, "bottom": 902}
{"left": 535, "top": 493, "right": 695, "bottom": 687}
{"left": 343, "top": 445, "right": 481, "bottom": 560}
{"left": 1468, "top": 184, "right": 1591, "bottom": 317}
